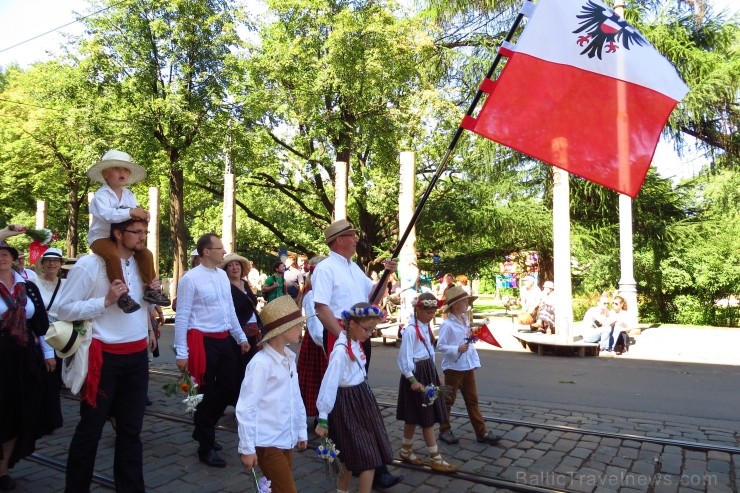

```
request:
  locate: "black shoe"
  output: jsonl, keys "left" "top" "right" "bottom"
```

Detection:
{"left": 476, "top": 431, "right": 501, "bottom": 445}
{"left": 213, "top": 441, "right": 223, "bottom": 451}
{"left": 144, "top": 289, "right": 171, "bottom": 307}
{"left": 117, "top": 294, "right": 141, "bottom": 313}
{"left": 198, "top": 449, "right": 226, "bottom": 468}
{"left": 373, "top": 470, "right": 402, "bottom": 489}
{"left": 146, "top": 397, "right": 153, "bottom": 406}
{"left": 438, "top": 430, "right": 459, "bottom": 445}
{"left": 0, "top": 475, "right": 16, "bottom": 491}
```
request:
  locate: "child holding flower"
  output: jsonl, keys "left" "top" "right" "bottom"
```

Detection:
{"left": 236, "top": 296, "right": 308, "bottom": 493}
{"left": 315, "top": 303, "right": 393, "bottom": 493}
{"left": 437, "top": 286, "right": 501, "bottom": 445}
{"left": 396, "top": 293, "right": 457, "bottom": 473}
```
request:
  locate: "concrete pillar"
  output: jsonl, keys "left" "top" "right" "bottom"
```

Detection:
{"left": 35, "top": 200, "right": 47, "bottom": 229}
{"left": 551, "top": 139, "right": 574, "bottom": 341}
{"left": 398, "top": 152, "right": 419, "bottom": 325}
{"left": 334, "top": 161, "right": 348, "bottom": 221}
{"left": 222, "top": 173, "right": 236, "bottom": 254}
{"left": 148, "top": 187, "right": 159, "bottom": 272}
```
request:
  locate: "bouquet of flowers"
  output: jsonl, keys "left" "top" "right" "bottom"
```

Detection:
{"left": 251, "top": 468, "right": 272, "bottom": 493}
{"left": 421, "top": 384, "right": 440, "bottom": 407}
{"left": 316, "top": 437, "right": 344, "bottom": 484}
{"left": 162, "top": 369, "right": 202, "bottom": 414}
{"left": 25, "top": 228, "right": 58, "bottom": 245}
{"left": 455, "top": 326, "right": 480, "bottom": 362}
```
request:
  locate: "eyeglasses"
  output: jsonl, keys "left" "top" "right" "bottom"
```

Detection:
{"left": 124, "top": 229, "right": 148, "bottom": 237}
{"left": 340, "top": 233, "right": 359, "bottom": 240}
{"left": 358, "top": 323, "right": 376, "bottom": 334}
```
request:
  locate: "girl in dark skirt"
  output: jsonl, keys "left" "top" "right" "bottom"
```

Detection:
{"left": 396, "top": 293, "right": 457, "bottom": 473}
{"left": 315, "top": 303, "right": 393, "bottom": 493}
{"left": 297, "top": 256, "right": 327, "bottom": 418}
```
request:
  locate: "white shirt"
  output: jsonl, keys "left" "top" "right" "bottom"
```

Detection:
{"left": 173, "top": 264, "right": 247, "bottom": 359}
{"left": 56, "top": 254, "right": 149, "bottom": 344}
{"left": 302, "top": 290, "right": 323, "bottom": 346}
{"left": 312, "top": 251, "right": 372, "bottom": 318}
{"left": 397, "top": 316, "right": 437, "bottom": 379}
{"left": 235, "top": 343, "right": 307, "bottom": 455}
{"left": 87, "top": 184, "right": 139, "bottom": 245}
{"left": 437, "top": 312, "right": 482, "bottom": 372}
{"left": 35, "top": 276, "right": 67, "bottom": 359}
{"left": 20, "top": 268, "right": 38, "bottom": 281}
{"left": 0, "top": 272, "right": 36, "bottom": 319}
{"left": 316, "top": 332, "right": 367, "bottom": 420}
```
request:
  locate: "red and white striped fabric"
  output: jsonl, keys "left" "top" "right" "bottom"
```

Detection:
{"left": 462, "top": 0, "right": 689, "bottom": 197}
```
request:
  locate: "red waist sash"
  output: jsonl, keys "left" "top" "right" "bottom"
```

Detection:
{"left": 83, "top": 338, "right": 148, "bottom": 408}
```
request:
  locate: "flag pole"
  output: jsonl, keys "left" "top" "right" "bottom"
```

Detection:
{"left": 370, "top": 3, "right": 531, "bottom": 305}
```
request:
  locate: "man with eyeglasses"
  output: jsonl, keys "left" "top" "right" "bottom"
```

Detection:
{"left": 581, "top": 296, "right": 617, "bottom": 353}
{"left": 312, "top": 218, "right": 403, "bottom": 489}
{"left": 56, "top": 218, "right": 159, "bottom": 492}
{"left": 173, "top": 233, "right": 251, "bottom": 467}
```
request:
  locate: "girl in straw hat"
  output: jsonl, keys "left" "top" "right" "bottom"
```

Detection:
{"left": 315, "top": 302, "right": 394, "bottom": 493}
{"left": 396, "top": 293, "right": 457, "bottom": 473}
{"left": 436, "top": 286, "right": 501, "bottom": 446}
{"left": 236, "top": 295, "right": 308, "bottom": 493}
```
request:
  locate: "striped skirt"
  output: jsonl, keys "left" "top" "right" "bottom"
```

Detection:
{"left": 396, "top": 358, "right": 448, "bottom": 428}
{"left": 297, "top": 330, "right": 327, "bottom": 417}
{"left": 329, "top": 382, "right": 392, "bottom": 473}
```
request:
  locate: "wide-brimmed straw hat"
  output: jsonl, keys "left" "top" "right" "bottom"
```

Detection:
{"left": 86, "top": 149, "right": 147, "bottom": 185}
{"left": 40, "top": 247, "right": 66, "bottom": 262}
{"left": 543, "top": 280, "right": 554, "bottom": 289}
{"left": 0, "top": 241, "right": 19, "bottom": 261}
{"left": 442, "top": 285, "right": 478, "bottom": 312}
{"left": 45, "top": 320, "right": 85, "bottom": 358}
{"left": 259, "top": 295, "right": 307, "bottom": 344}
{"left": 220, "top": 253, "right": 250, "bottom": 274}
{"left": 324, "top": 219, "right": 357, "bottom": 245}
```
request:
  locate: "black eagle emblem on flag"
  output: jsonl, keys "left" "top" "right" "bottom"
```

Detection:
{"left": 573, "top": 0, "right": 646, "bottom": 59}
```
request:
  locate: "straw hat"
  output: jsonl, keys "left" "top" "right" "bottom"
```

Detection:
{"left": 442, "top": 285, "right": 478, "bottom": 312}
{"left": 259, "top": 295, "right": 307, "bottom": 344}
{"left": 40, "top": 247, "right": 66, "bottom": 262}
{"left": 86, "top": 149, "right": 147, "bottom": 185}
{"left": 324, "top": 219, "right": 357, "bottom": 245}
{"left": 220, "top": 253, "right": 250, "bottom": 274}
{"left": 543, "top": 280, "right": 554, "bottom": 290}
{"left": 45, "top": 320, "right": 85, "bottom": 358}
{"left": 0, "top": 241, "right": 19, "bottom": 261}
{"left": 190, "top": 248, "right": 199, "bottom": 259}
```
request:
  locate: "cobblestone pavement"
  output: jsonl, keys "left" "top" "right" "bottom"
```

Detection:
{"left": 10, "top": 363, "right": 740, "bottom": 493}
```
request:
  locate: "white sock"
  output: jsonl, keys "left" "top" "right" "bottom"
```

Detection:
{"left": 402, "top": 438, "right": 414, "bottom": 447}
{"left": 427, "top": 444, "right": 438, "bottom": 455}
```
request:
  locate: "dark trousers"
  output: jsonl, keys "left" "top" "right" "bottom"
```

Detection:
{"left": 193, "top": 336, "right": 238, "bottom": 453}
{"left": 65, "top": 349, "right": 149, "bottom": 493}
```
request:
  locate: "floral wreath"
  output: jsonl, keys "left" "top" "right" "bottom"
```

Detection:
{"left": 340, "top": 305, "right": 386, "bottom": 326}
{"left": 413, "top": 297, "right": 443, "bottom": 309}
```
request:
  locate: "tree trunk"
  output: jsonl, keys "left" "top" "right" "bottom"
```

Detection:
{"left": 168, "top": 162, "right": 187, "bottom": 295}
{"left": 66, "top": 180, "right": 81, "bottom": 258}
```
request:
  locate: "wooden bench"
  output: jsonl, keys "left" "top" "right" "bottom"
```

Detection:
{"left": 375, "top": 322, "right": 401, "bottom": 346}
{"left": 513, "top": 332, "right": 600, "bottom": 357}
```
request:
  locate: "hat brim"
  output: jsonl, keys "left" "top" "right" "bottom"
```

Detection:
{"left": 86, "top": 159, "right": 147, "bottom": 185}
{"left": 45, "top": 321, "right": 84, "bottom": 358}
{"left": 0, "top": 244, "right": 19, "bottom": 261}
{"left": 259, "top": 315, "right": 308, "bottom": 345}
{"left": 324, "top": 225, "right": 358, "bottom": 245}
{"left": 220, "top": 255, "right": 250, "bottom": 274}
{"left": 442, "top": 294, "right": 478, "bottom": 312}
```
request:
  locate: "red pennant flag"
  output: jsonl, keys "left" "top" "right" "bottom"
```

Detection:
{"left": 461, "top": 0, "right": 688, "bottom": 197}
{"left": 474, "top": 324, "right": 502, "bottom": 348}
{"left": 28, "top": 240, "right": 48, "bottom": 265}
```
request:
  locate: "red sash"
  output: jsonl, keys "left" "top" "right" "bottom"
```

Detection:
{"left": 187, "top": 329, "right": 229, "bottom": 388}
{"left": 82, "top": 338, "right": 148, "bottom": 408}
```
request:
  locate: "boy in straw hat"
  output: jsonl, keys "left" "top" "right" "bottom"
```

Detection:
{"left": 436, "top": 286, "right": 501, "bottom": 446}
{"left": 236, "top": 295, "right": 308, "bottom": 493}
{"left": 87, "top": 149, "right": 170, "bottom": 313}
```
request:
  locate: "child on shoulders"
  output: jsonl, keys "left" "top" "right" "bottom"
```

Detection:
{"left": 87, "top": 149, "right": 170, "bottom": 313}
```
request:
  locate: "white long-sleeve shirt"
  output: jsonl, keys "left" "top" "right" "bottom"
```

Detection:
{"left": 316, "top": 332, "right": 367, "bottom": 420}
{"left": 87, "top": 184, "right": 139, "bottom": 245}
{"left": 173, "top": 264, "right": 247, "bottom": 359}
{"left": 36, "top": 277, "right": 67, "bottom": 358}
{"left": 437, "top": 313, "right": 481, "bottom": 372}
{"left": 302, "top": 290, "right": 323, "bottom": 346}
{"left": 397, "top": 316, "right": 436, "bottom": 379}
{"left": 236, "top": 343, "right": 307, "bottom": 455}
{"left": 56, "top": 254, "right": 149, "bottom": 344}
{"left": 312, "top": 251, "right": 373, "bottom": 317}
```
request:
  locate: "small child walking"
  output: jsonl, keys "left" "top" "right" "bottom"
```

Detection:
{"left": 315, "top": 303, "right": 394, "bottom": 493}
{"left": 396, "top": 293, "right": 457, "bottom": 473}
{"left": 87, "top": 150, "right": 170, "bottom": 313}
{"left": 236, "top": 295, "right": 308, "bottom": 493}
{"left": 437, "top": 286, "right": 501, "bottom": 445}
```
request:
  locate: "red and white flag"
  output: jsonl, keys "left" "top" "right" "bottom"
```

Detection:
{"left": 461, "top": 0, "right": 689, "bottom": 197}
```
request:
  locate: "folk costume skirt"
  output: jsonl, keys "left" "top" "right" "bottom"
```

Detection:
{"left": 297, "top": 329, "right": 327, "bottom": 416}
{"left": 396, "top": 358, "right": 448, "bottom": 428}
{"left": 328, "top": 382, "right": 392, "bottom": 473}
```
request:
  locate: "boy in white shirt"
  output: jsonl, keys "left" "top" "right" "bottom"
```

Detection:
{"left": 87, "top": 149, "right": 170, "bottom": 313}
{"left": 236, "top": 295, "right": 308, "bottom": 493}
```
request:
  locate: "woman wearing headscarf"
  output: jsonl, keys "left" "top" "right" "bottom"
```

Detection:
{"left": 0, "top": 239, "right": 50, "bottom": 491}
